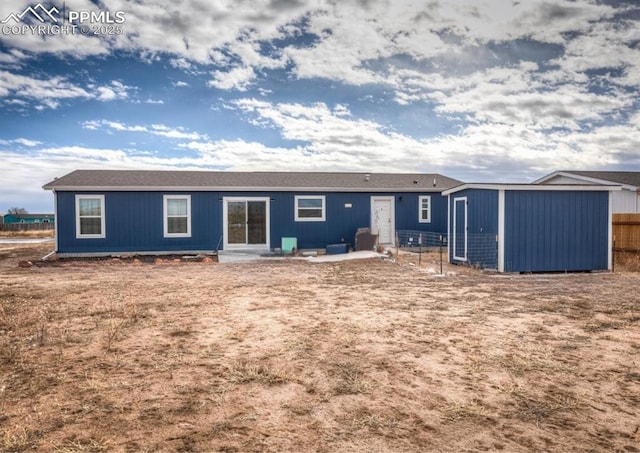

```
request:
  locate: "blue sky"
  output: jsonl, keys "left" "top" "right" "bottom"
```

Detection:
{"left": 1, "top": 0, "right": 639, "bottom": 213}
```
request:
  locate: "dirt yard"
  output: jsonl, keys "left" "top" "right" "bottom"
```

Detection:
{"left": 1, "top": 243, "right": 639, "bottom": 452}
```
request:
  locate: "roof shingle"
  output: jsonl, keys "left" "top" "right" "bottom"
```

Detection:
{"left": 43, "top": 170, "right": 462, "bottom": 191}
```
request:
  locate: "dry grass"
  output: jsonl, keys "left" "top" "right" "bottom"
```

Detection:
{"left": 0, "top": 229, "right": 54, "bottom": 238}
{"left": 616, "top": 250, "right": 640, "bottom": 272}
{"left": 226, "top": 360, "right": 294, "bottom": 385}
{"left": 0, "top": 244, "right": 638, "bottom": 452}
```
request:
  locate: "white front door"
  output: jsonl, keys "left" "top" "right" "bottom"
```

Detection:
{"left": 371, "top": 196, "right": 395, "bottom": 245}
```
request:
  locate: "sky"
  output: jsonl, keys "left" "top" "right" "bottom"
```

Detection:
{"left": 1, "top": 0, "right": 639, "bottom": 213}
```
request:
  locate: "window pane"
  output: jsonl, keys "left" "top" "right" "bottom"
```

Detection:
{"left": 168, "top": 217, "right": 188, "bottom": 234}
{"left": 298, "top": 198, "right": 323, "bottom": 208}
{"left": 167, "top": 198, "right": 187, "bottom": 216}
{"left": 420, "top": 197, "right": 430, "bottom": 221}
{"left": 298, "top": 208, "right": 323, "bottom": 218}
{"left": 80, "top": 217, "right": 102, "bottom": 235}
{"left": 79, "top": 198, "right": 101, "bottom": 216}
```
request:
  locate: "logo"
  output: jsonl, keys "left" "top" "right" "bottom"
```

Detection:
{"left": 2, "top": 2, "right": 125, "bottom": 36}
{"left": 1, "top": 4, "right": 59, "bottom": 23}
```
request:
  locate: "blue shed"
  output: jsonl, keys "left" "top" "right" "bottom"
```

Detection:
{"left": 442, "top": 184, "right": 619, "bottom": 273}
{"left": 42, "top": 170, "right": 460, "bottom": 257}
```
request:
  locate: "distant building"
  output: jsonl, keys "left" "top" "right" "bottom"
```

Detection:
{"left": 534, "top": 171, "right": 640, "bottom": 213}
{"left": 3, "top": 213, "right": 55, "bottom": 224}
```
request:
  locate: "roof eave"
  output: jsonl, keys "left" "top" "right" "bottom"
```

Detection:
{"left": 442, "top": 183, "right": 622, "bottom": 195}
{"left": 43, "top": 185, "right": 453, "bottom": 192}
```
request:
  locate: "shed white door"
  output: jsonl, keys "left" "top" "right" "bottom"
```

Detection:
{"left": 371, "top": 197, "right": 395, "bottom": 245}
{"left": 453, "top": 197, "right": 467, "bottom": 261}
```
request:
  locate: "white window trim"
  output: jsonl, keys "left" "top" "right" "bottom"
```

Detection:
{"left": 295, "top": 195, "right": 326, "bottom": 222}
{"left": 163, "top": 195, "right": 191, "bottom": 238}
{"left": 75, "top": 194, "right": 105, "bottom": 239}
{"left": 419, "top": 195, "right": 431, "bottom": 223}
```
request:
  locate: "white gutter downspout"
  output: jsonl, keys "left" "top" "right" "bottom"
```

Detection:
{"left": 497, "top": 189, "right": 505, "bottom": 272}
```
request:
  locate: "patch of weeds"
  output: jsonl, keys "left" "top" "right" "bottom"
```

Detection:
{"left": 53, "top": 437, "right": 111, "bottom": 453}
{"left": 284, "top": 336, "right": 315, "bottom": 354}
{"left": 493, "top": 346, "right": 575, "bottom": 376}
{"left": 499, "top": 382, "right": 582, "bottom": 424}
{"left": 1, "top": 342, "right": 24, "bottom": 366}
{"left": 584, "top": 319, "right": 626, "bottom": 332}
{"left": 227, "top": 361, "right": 292, "bottom": 385}
{"left": 345, "top": 408, "right": 399, "bottom": 432}
{"left": 169, "top": 328, "right": 193, "bottom": 337}
{"left": 334, "top": 361, "right": 374, "bottom": 395}
{"left": 282, "top": 401, "right": 314, "bottom": 416}
{"left": 464, "top": 354, "right": 489, "bottom": 374}
{"left": 173, "top": 396, "right": 209, "bottom": 415}
{"left": 211, "top": 421, "right": 235, "bottom": 434}
{"left": 225, "top": 326, "right": 251, "bottom": 342}
{"left": 442, "top": 399, "right": 494, "bottom": 422}
{"left": 1, "top": 427, "right": 32, "bottom": 452}
{"left": 104, "top": 318, "right": 127, "bottom": 352}
{"left": 0, "top": 304, "right": 18, "bottom": 331}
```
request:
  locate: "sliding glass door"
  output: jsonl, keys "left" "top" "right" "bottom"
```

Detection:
{"left": 223, "top": 198, "right": 269, "bottom": 248}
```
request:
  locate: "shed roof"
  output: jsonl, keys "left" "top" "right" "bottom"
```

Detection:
{"left": 534, "top": 171, "right": 640, "bottom": 188}
{"left": 43, "top": 170, "right": 462, "bottom": 192}
{"left": 442, "top": 183, "right": 621, "bottom": 196}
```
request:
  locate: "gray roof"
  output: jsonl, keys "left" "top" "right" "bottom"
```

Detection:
{"left": 562, "top": 171, "right": 640, "bottom": 187}
{"left": 43, "top": 170, "right": 462, "bottom": 192}
{"left": 536, "top": 171, "right": 640, "bottom": 188}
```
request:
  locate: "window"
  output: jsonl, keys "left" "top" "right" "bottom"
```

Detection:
{"left": 295, "top": 195, "right": 326, "bottom": 222}
{"left": 76, "top": 195, "right": 105, "bottom": 238}
{"left": 164, "top": 195, "right": 191, "bottom": 237}
{"left": 419, "top": 195, "right": 431, "bottom": 223}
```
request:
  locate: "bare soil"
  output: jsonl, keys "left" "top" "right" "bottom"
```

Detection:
{"left": 1, "top": 244, "right": 639, "bottom": 452}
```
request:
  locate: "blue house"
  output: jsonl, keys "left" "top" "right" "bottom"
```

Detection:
{"left": 42, "top": 170, "right": 461, "bottom": 257}
{"left": 442, "top": 184, "right": 619, "bottom": 272}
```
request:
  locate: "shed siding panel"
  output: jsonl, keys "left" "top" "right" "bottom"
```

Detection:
{"left": 448, "top": 189, "right": 499, "bottom": 268}
{"left": 504, "top": 190, "right": 609, "bottom": 272}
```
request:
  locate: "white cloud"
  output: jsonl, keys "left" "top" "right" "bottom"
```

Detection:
{"left": 14, "top": 138, "right": 41, "bottom": 147}
{"left": 208, "top": 66, "right": 257, "bottom": 91}
{"left": 0, "top": 71, "right": 136, "bottom": 108}
{"left": 0, "top": 137, "right": 42, "bottom": 147}
{"left": 82, "top": 120, "right": 208, "bottom": 141}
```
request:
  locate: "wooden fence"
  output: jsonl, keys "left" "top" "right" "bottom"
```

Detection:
{"left": 0, "top": 223, "right": 55, "bottom": 232}
{"left": 613, "top": 214, "right": 640, "bottom": 252}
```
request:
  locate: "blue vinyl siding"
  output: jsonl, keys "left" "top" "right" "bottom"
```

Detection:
{"left": 449, "top": 189, "right": 498, "bottom": 268}
{"left": 55, "top": 190, "right": 448, "bottom": 254}
{"left": 504, "top": 190, "right": 609, "bottom": 272}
